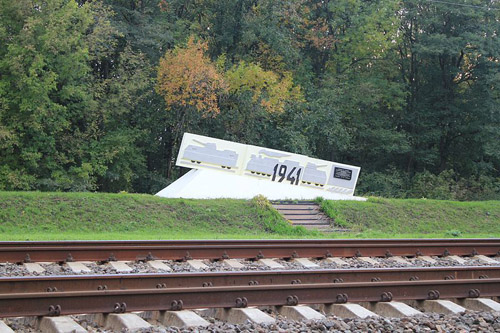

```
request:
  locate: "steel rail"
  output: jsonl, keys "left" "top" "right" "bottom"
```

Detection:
{"left": 1, "top": 279, "right": 499, "bottom": 317}
{"left": 1, "top": 266, "right": 499, "bottom": 294}
{"left": 1, "top": 239, "right": 499, "bottom": 263}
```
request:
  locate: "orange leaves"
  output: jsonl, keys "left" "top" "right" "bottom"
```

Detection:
{"left": 156, "top": 37, "right": 226, "bottom": 117}
{"left": 156, "top": 37, "right": 303, "bottom": 117}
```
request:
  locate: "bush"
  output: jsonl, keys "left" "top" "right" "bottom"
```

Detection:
{"left": 356, "top": 167, "right": 408, "bottom": 198}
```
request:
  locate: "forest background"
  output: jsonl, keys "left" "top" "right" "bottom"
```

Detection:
{"left": 0, "top": 0, "right": 499, "bottom": 201}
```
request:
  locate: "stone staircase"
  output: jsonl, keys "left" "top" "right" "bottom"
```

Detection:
{"left": 271, "top": 201, "right": 349, "bottom": 233}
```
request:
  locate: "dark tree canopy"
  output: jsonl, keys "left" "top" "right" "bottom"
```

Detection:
{"left": 0, "top": 0, "right": 499, "bottom": 200}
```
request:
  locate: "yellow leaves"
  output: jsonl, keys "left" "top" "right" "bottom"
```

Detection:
{"left": 225, "top": 61, "right": 303, "bottom": 114}
{"left": 156, "top": 37, "right": 303, "bottom": 117}
{"left": 156, "top": 37, "right": 226, "bottom": 117}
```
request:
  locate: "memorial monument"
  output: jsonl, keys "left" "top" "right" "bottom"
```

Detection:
{"left": 156, "top": 133, "right": 365, "bottom": 201}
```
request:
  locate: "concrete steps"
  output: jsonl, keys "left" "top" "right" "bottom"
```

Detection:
{"left": 271, "top": 201, "right": 349, "bottom": 232}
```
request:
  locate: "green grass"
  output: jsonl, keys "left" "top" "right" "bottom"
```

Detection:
{"left": 0, "top": 192, "right": 317, "bottom": 240}
{"left": 318, "top": 197, "right": 500, "bottom": 238}
{"left": 0, "top": 192, "right": 498, "bottom": 240}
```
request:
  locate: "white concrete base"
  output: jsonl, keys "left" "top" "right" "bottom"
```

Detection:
{"left": 66, "top": 262, "right": 91, "bottom": 273}
{"left": 215, "top": 307, "right": 275, "bottom": 324}
{"left": 358, "top": 257, "right": 379, "bottom": 265}
{"left": 276, "top": 305, "right": 325, "bottom": 321}
{"left": 258, "top": 259, "right": 284, "bottom": 269}
{"left": 391, "top": 257, "right": 412, "bottom": 265}
{"left": 108, "top": 261, "right": 133, "bottom": 273}
{"left": 418, "top": 256, "right": 437, "bottom": 264}
{"left": 156, "top": 310, "right": 209, "bottom": 328}
{"left": 104, "top": 313, "right": 151, "bottom": 331}
{"left": 473, "top": 255, "right": 499, "bottom": 264}
{"left": 23, "top": 263, "right": 45, "bottom": 274}
{"left": 293, "top": 258, "right": 319, "bottom": 268}
{"left": 412, "top": 300, "right": 465, "bottom": 314}
{"left": 224, "top": 259, "right": 245, "bottom": 269}
{"left": 148, "top": 260, "right": 172, "bottom": 271}
{"left": 325, "top": 257, "right": 348, "bottom": 266}
{"left": 458, "top": 298, "right": 500, "bottom": 312}
{"left": 320, "top": 303, "right": 378, "bottom": 319}
{"left": 38, "top": 316, "right": 86, "bottom": 333}
{"left": 448, "top": 255, "right": 466, "bottom": 264}
{"left": 156, "top": 169, "right": 366, "bottom": 201}
{"left": 187, "top": 259, "right": 209, "bottom": 270}
{"left": 367, "top": 302, "right": 422, "bottom": 317}
{"left": 0, "top": 321, "right": 14, "bottom": 333}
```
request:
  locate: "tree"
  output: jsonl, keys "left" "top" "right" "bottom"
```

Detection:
{"left": 156, "top": 37, "right": 227, "bottom": 178}
{"left": 0, "top": 0, "right": 95, "bottom": 190}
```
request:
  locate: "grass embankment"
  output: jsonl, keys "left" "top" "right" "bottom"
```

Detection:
{"left": 0, "top": 192, "right": 498, "bottom": 240}
{"left": 0, "top": 192, "right": 314, "bottom": 240}
{"left": 319, "top": 197, "right": 500, "bottom": 238}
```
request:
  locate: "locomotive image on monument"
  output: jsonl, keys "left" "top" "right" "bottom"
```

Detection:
{"left": 157, "top": 133, "right": 364, "bottom": 201}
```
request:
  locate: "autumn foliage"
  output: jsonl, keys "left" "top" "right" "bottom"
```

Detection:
{"left": 156, "top": 38, "right": 226, "bottom": 117}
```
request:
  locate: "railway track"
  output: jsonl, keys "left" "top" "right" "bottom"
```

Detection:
{"left": 1, "top": 266, "right": 500, "bottom": 317}
{"left": 2, "top": 266, "right": 499, "bottom": 294}
{"left": 2, "top": 238, "right": 500, "bottom": 263}
{"left": 1, "top": 239, "right": 500, "bottom": 331}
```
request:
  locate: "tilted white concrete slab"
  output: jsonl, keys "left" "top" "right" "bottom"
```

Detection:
{"left": 410, "top": 300, "right": 466, "bottom": 314}
{"left": 38, "top": 316, "right": 86, "bottom": 333}
{"left": 258, "top": 258, "right": 284, "bottom": 269}
{"left": 320, "top": 303, "right": 378, "bottom": 319}
{"left": 23, "top": 263, "right": 45, "bottom": 274}
{"left": 0, "top": 321, "right": 14, "bottom": 333}
{"left": 293, "top": 258, "right": 319, "bottom": 268}
{"left": 156, "top": 169, "right": 366, "bottom": 201}
{"left": 325, "top": 257, "right": 348, "bottom": 266}
{"left": 108, "top": 261, "right": 133, "bottom": 273}
{"left": 391, "top": 256, "right": 412, "bottom": 265}
{"left": 366, "top": 302, "right": 422, "bottom": 317}
{"left": 156, "top": 310, "right": 210, "bottom": 328}
{"left": 187, "top": 259, "right": 209, "bottom": 270}
{"left": 358, "top": 257, "right": 379, "bottom": 265}
{"left": 223, "top": 259, "right": 245, "bottom": 269}
{"left": 66, "top": 262, "right": 91, "bottom": 273}
{"left": 417, "top": 256, "right": 437, "bottom": 264}
{"left": 448, "top": 255, "right": 467, "bottom": 264}
{"left": 104, "top": 313, "right": 151, "bottom": 331}
{"left": 215, "top": 307, "right": 275, "bottom": 324}
{"left": 276, "top": 305, "right": 325, "bottom": 321}
{"left": 148, "top": 260, "right": 172, "bottom": 271}
{"left": 458, "top": 298, "right": 500, "bottom": 312}
{"left": 473, "top": 255, "right": 499, "bottom": 264}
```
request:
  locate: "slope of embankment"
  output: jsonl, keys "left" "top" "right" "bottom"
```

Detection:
{"left": 0, "top": 192, "right": 498, "bottom": 240}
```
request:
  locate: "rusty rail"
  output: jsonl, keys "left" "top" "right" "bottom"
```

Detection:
{"left": 1, "top": 239, "right": 499, "bottom": 263}
{"left": 1, "top": 266, "right": 499, "bottom": 294}
{"left": 1, "top": 278, "right": 499, "bottom": 317}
